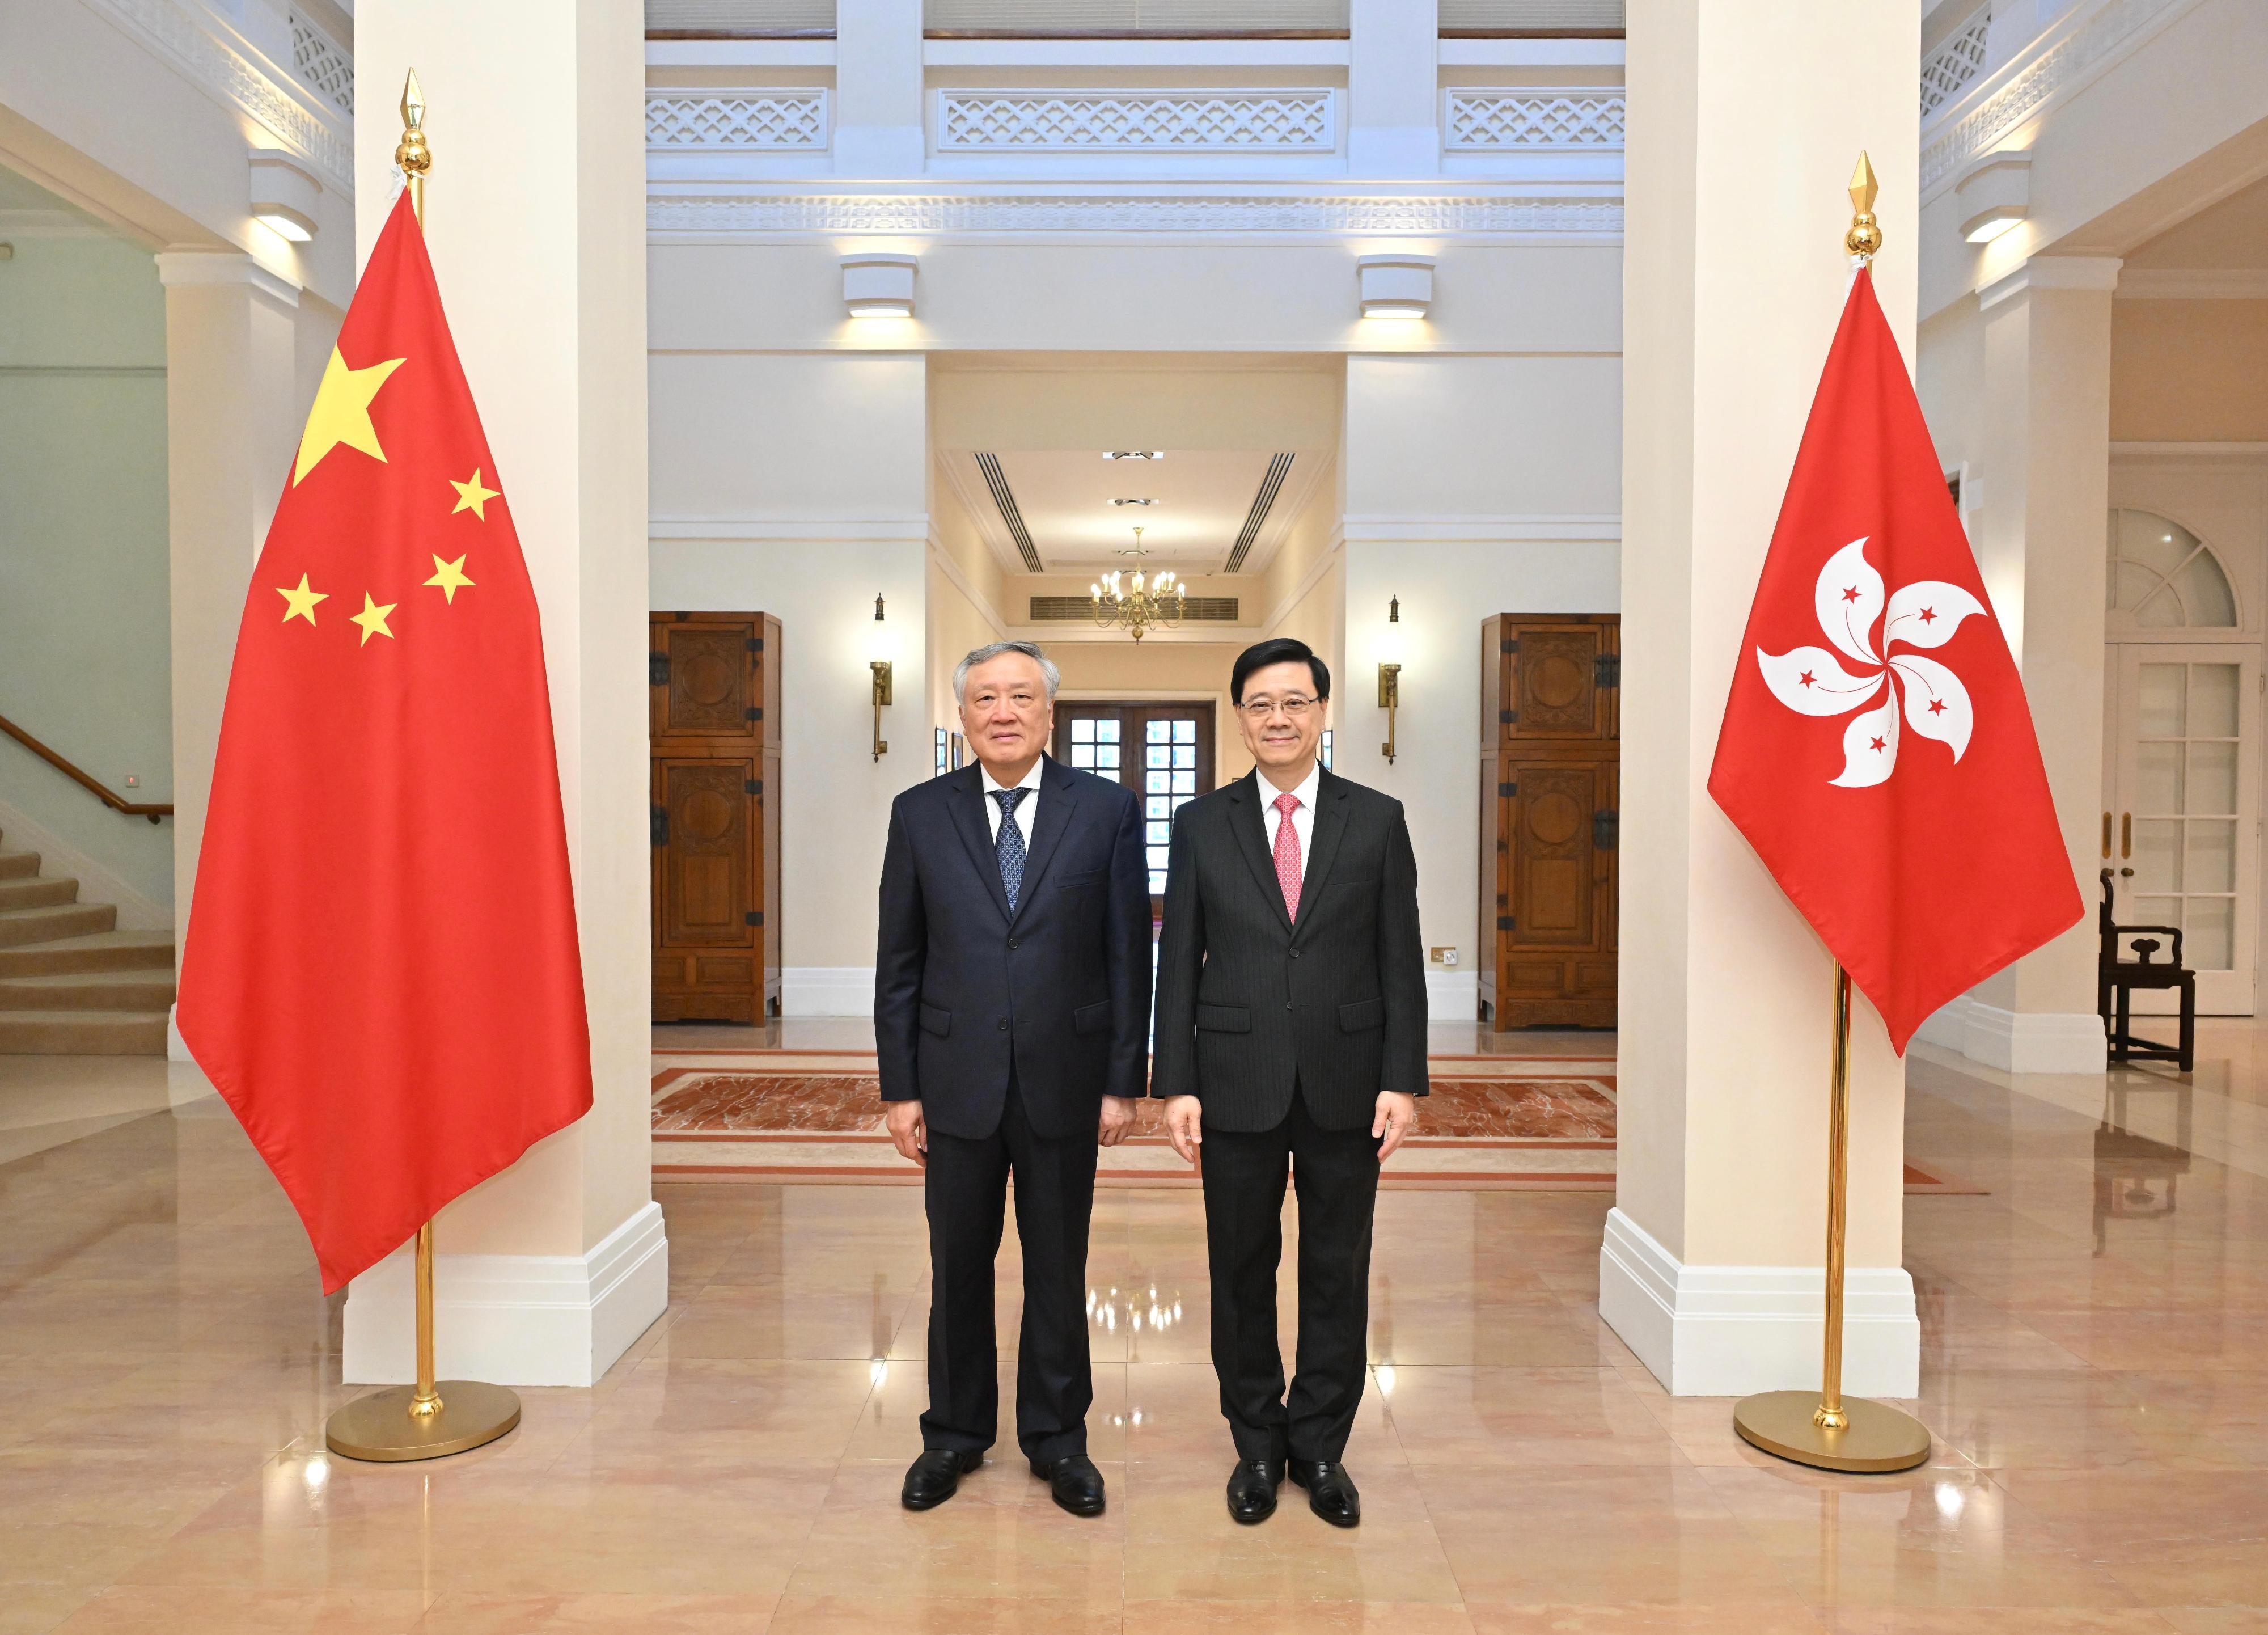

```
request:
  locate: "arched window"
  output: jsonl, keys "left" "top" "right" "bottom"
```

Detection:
{"left": 2108, "top": 509, "right": 2239, "bottom": 631}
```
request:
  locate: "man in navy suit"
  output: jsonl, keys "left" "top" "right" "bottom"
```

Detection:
{"left": 875, "top": 640, "right": 1150, "bottom": 1517}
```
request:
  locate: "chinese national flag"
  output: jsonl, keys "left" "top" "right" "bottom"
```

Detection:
{"left": 1709, "top": 267, "right": 2081, "bottom": 1053}
{"left": 177, "top": 192, "right": 592, "bottom": 1292}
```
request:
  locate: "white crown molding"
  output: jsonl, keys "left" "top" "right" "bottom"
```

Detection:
{"left": 1920, "top": 0, "right": 2194, "bottom": 198}
{"left": 1978, "top": 254, "right": 2123, "bottom": 311}
{"left": 2111, "top": 441, "right": 2268, "bottom": 468}
{"left": 648, "top": 192, "right": 1623, "bottom": 238}
{"left": 1340, "top": 513, "right": 1622, "bottom": 543}
{"left": 154, "top": 250, "right": 301, "bottom": 307}
{"left": 2117, "top": 268, "right": 2268, "bottom": 300}
{"left": 82, "top": 0, "right": 354, "bottom": 196}
{"left": 925, "top": 529, "right": 1013, "bottom": 642}
{"left": 648, "top": 515, "right": 929, "bottom": 541}
{"left": 0, "top": 208, "right": 111, "bottom": 240}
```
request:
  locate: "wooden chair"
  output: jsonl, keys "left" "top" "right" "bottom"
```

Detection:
{"left": 2097, "top": 873, "right": 2196, "bottom": 1073}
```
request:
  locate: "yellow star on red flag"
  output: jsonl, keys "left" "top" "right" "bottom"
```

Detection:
{"left": 349, "top": 594, "right": 397, "bottom": 647}
{"left": 293, "top": 349, "right": 407, "bottom": 487}
{"left": 276, "top": 574, "right": 327, "bottom": 626}
{"left": 450, "top": 469, "right": 501, "bottom": 520}
{"left": 424, "top": 555, "right": 475, "bottom": 604}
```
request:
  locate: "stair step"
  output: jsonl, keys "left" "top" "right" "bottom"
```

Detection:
{"left": 0, "top": 876, "right": 79, "bottom": 912}
{"left": 0, "top": 1009, "right": 169, "bottom": 1056}
{"left": 0, "top": 903, "right": 117, "bottom": 948}
{"left": 0, "top": 851, "right": 39, "bottom": 880}
{"left": 0, "top": 970, "right": 177, "bottom": 1013}
{"left": 0, "top": 928, "right": 173, "bottom": 977}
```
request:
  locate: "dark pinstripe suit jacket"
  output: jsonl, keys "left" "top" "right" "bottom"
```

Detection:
{"left": 1151, "top": 767, "right": 1428, "bottom": 1132}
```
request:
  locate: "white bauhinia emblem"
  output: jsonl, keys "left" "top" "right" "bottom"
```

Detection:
{"left": 1757, "top": 538, "right": 1986, "bottom": 788}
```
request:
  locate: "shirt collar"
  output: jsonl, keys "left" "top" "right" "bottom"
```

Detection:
{"left": 981, "top": 757, "right": 1046, "bottom": 798}
{"left": 1259, "top": 762, "right": 1322, "bottom": 812}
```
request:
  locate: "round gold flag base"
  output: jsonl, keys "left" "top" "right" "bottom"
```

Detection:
{"left": 1733, "top": 1390, "right": 1931, "bottom": 1474}
{"left": 325, "top": 1382, "right": 521, "bottom": 1464}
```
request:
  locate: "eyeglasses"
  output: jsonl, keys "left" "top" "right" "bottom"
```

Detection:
{"left": 1237, "top": 695, "right": 1319, "bottom": 721}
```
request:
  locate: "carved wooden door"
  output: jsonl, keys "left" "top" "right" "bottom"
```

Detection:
{"left": 650, "top": 612, "right": 781, "bottom": 1022}
{"left": 1478, "top": 615, "right": 1619, "bottom": 1029}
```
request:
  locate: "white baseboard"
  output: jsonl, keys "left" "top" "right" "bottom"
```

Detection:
{"left": 0, "top": 793, "right": 171, "bottom": 931}
{"left": 1913, "top": 995, "right": 2106, "bottom": 1074}
{"left": 1425, "top": 970, "right": 1476, "bottom": 1021}
{"left": 784, "top": 966, "right": 875, "bottom": 1017}
{"left": 342, "top": 1200, "right": 669, "bottom": 1389}
{"left": 1598, "top": 1207, "right": 1919, "bottom": 1398}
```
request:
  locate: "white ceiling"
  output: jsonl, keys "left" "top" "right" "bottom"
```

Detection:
{"left": 2126, "top": 175, "right": 2268, "bottom": 272}
{"left": 947, "top": 446, "right": 1318, "bottom": 578}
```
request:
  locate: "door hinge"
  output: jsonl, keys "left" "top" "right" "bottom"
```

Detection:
{"left": 745, "top": 707, "right": 763, "bottom": 721}
{"left": 1594, "top": 809, "right": 1619, "bottom": 850}
{"left": 745, "top": 779, "right": 763, "bottom": 796}
{"left": 747, "top": 637, "right": 764, "bottom": 652}
{"left": 648, "top": 652, "right": 670, "bottom": 687}
{"left": 650, "top": 806, "right": 668, "bottom": 847}
{"left": 1500, "top": 709, "right": 1517, "bottom": 725}
{"left": 1594, "top": 653, "right": 1620, "bottom": 688}
{"left": 745, "top": 910, "right": 764, "bottom": 927}
{"left": 1497, "top": 914, "right": 1516, "bottom": 932}
{"left": 1502, "top": 638, "right": 1520, "bottom": 654}
{"left": 1499, "top": 781, "right": 1516, "bottom": 798}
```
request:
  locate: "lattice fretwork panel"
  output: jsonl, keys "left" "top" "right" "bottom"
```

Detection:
{"left": 289, "top": 10, "right": 353, "bottom": 117}
{"left": 648, "top": 92, "right": 830, "bottom": 149}
{"left": 937, "top": 90, "right": 1335, "bottom": 151}
{"left": 1444, "top": 90, "right": 1624, "bottom": 150}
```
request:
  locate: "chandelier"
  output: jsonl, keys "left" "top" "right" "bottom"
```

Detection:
{"left": 1090, "top": 526, "right": 1186, "bottom": 642}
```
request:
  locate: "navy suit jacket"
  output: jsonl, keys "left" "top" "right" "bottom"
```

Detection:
{"left": 875, "top": 756, "right": 1152, "bottom": 1142}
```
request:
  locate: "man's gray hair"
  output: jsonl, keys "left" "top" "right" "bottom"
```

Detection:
{"left": 953, "top": 640, "right": 1061, "bottom": 705}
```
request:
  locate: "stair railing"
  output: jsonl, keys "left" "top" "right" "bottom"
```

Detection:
{"left": 0, "top": 712, "right": 173, "bottom": 823}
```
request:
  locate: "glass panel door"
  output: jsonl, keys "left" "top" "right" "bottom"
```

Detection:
{"left": 1053, "top": 701, "right": 1216, "bottom": 916}
{"left": 2107, "top": 644, "right": 2259, "bottom": 1015}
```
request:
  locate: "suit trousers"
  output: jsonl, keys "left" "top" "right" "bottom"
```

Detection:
{"left": 1201, "top": 1088, "right": 1381, "bottom": 1463}
{"left": 921, "top": 1071, "right": 1097, "bottom": 1464}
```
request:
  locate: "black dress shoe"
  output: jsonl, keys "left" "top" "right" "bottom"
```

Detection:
{"left": 902, "top": 1448, "right": 980, "bottom": 1510}
{"left": 1287, "top": 1458, "right": 1361, "bottom": 1528}
{"left": 1031, "top": 1452, "right": 1106, "bottom": 1516}
{"left": 1225, "top": 1457, "right": 1284, "bottom": 1524}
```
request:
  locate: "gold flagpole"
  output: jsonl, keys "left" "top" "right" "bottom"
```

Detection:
{"left": 325, "top": 73, "right": 522, "bottom": 1464}
{"left": 1729, "top": 158, "right": 1932, "bottom": 1477}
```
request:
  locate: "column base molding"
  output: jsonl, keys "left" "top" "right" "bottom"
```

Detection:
{"left": 1424, "top": 970, "right": 1476, "bottom": 1021}
{"left": 783, "top": 966, "right": 876, "bottom": 1017}
{"left": 342, "top": 1201, "right": 668, "bottom": 1389}
{"left": 1912, "top": 996, "right": 2108, "bottom": 1074}
{"left": 1598, "top": 1207, "right": 1919, "bottom": 1399}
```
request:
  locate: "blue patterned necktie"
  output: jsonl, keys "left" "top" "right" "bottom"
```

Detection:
{"left": 993, "top": 787, "right": 1028, "bottom": 913}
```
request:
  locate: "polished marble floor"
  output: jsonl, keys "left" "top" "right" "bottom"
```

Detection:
{"left": 2, "top": 1024, "right": 2266, "bottom": 1631}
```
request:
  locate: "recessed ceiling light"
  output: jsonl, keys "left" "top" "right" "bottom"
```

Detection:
{"left": 1111, "top": 497, "right": 1156, "bottom": 506}
{"left": 1103, "top": 451, "right": 1163, "bottom": 461}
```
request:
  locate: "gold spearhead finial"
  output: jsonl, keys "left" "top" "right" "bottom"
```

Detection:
{"left": 395, "top": 68, "right": 431, "bottom": 214}
{"left": 401, "top": 70, "right": 425, "bottom": 133}
{"left": 1845, "top": 151, "right": 1882, "bottom": 263}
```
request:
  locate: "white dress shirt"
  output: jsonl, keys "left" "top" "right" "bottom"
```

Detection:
{"left": 980, "top": 758, "right": 1044, "bottom": 848}
{"left": 1257, "top": 762, "right": 1321, "bottom": 881}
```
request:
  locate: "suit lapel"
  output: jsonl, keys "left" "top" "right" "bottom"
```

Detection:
{"left": 1228, "top": 771, "right": 1296, "bottom": 936}
{"left": 947, "top": 766, "right": 1014, "bottom": 925}
{"left": 1291, "top": 771, "right": 1352, "bottom": 944}
{"left": 1008, "top": 758, "right": 1081, "bottom": 928}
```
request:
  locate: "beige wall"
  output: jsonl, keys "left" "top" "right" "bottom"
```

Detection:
{"left": 2113, "top": 302, "right": 2268, "bottom": 442}
{"left": 1052, "top": 642, "right": 1249, "bottom": 787}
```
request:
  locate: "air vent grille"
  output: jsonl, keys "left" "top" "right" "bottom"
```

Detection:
{"left": 974, "top": 452, "right": 1046, "bottom": 573}
{"left": 1031, "top": 596, "right": 1239, "bottom": 622}
{"left": 1221, "top": 452, "right": 1294, "bottom": 573}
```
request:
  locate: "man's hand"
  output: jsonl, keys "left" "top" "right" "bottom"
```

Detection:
{"left": 885, "top": 1099, "right": 928, "bottom": 1168}
{"left": 1098, "top": 1095, "right": 1135, "bottom": 1148}
{"left": 1373, "top": 1092, "right": 1417, "bottom": 1161}
{"left": 1163, "top": 1095, "right": 1204, "bottom": 1165}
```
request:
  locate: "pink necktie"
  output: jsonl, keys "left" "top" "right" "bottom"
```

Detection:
{"left": 1272, "top": 791, "right": 1302, "bottom": 923}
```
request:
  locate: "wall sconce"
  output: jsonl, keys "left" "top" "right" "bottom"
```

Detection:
{"left": 249, "top": 149, "right": 320, "bottom": 243}
{"left": 843, "top": 252, "right": 917, "bottom": 319}
{"left": 870, "top": 594, "right": 892, "bottom": 762}
{"left": 1357, "top": 254, "right": 1434, "bottom": 320}
{"left": 1378, "top": 595, "right": 1402, "bottom": 765}
{"left": 1955, "top": 151, "right": 2031, "bottom": 244}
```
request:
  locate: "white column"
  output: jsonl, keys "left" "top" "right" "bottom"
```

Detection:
{"left": 156, "top": 252, "right": 302, "bottom": 1063}
{"left": 1950, "top": 257, "right": 2119, "bottom": 1072}
{"left": 1606, "top": 0, "right": 1923, "bottom": 1398}
{"left": 1348, "top": 0, "right": 1440, "bottom": 176}
{"left": 341, "top": 0, "right": 662, "bottom": 1389}
{"left": 836, "top": 0, "right": 925, "bottom": 178}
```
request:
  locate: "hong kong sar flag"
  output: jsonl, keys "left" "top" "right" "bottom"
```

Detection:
{"left": 1709, "top": 266, "right": 2081, "bottom": 1053}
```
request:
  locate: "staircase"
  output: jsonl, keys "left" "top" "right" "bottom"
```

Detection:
{"left": 0, "top": 834, "right": 175, "bottom": 1055}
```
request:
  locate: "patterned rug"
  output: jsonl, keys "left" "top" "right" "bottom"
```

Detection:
{"left": 650, "top": 1053, "right": 1981, "bottom": 1194}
